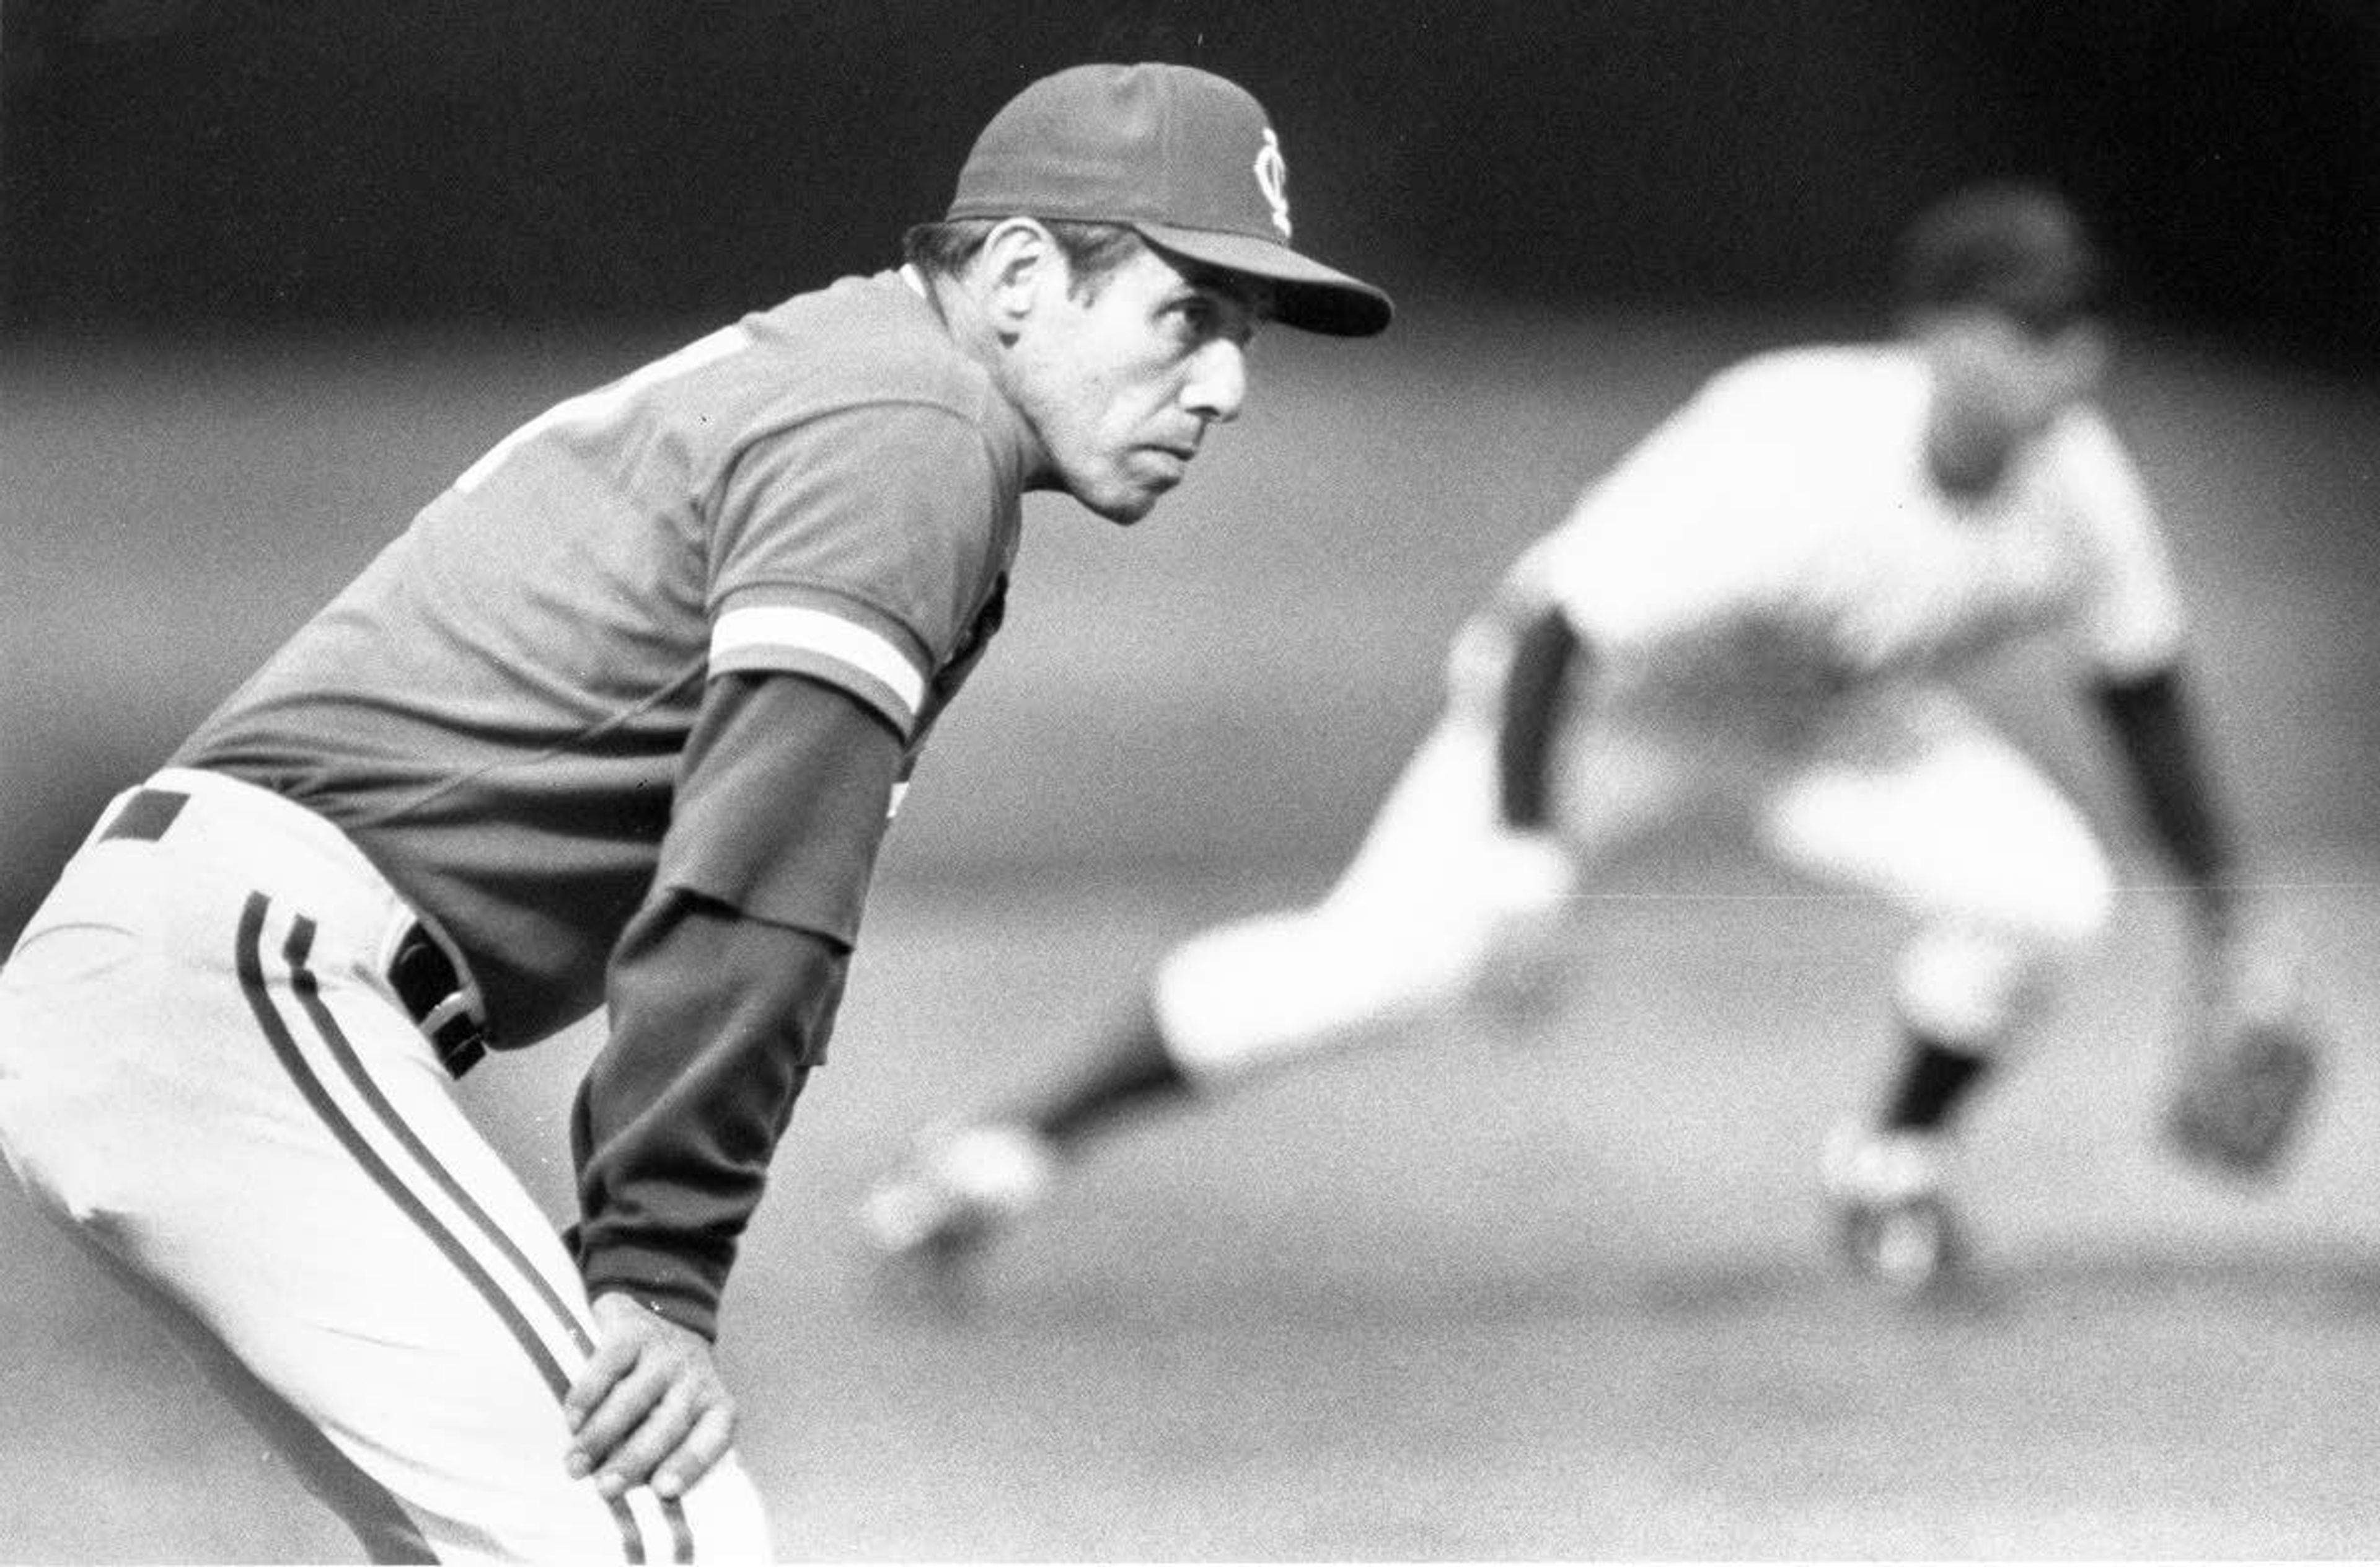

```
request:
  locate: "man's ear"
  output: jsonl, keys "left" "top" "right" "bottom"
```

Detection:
{"left": 974, "top": 218, "right": 1067, "bottom": 335}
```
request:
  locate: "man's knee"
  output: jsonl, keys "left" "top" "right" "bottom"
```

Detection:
{"left": 1895, "top": 905, "right": 2102, "bottom": 1048}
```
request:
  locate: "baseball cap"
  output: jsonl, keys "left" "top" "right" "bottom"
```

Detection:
{"left": 1896, "top": 181, "right": 2104, "bottom": 337}
{"left": 947, "top": 62, "right": 1393, "bottom": 337}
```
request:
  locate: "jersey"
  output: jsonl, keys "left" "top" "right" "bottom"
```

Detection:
{"left": 1512, "top": 345, "right": 2184, "bottom": 720}
{"left": 177, "top": 269, "right": 1033, "bottom": 1046}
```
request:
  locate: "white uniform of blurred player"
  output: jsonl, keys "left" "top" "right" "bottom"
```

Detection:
{"left": 863, "top": 182, "right": 2259, "bottom": 1294}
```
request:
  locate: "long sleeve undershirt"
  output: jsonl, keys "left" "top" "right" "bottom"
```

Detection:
{"left": 2092, "top": 659, "right": 2237, "bottom": 932}
{"left": 1496, "top": 603, "right": 1587, "bottom": 832}
{"left": 568, "top": 672, "right": 904, "bottom": 1339}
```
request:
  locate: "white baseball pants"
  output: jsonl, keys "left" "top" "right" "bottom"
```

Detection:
{"left": 0, "top": 769, "right": 772, "bottom": 1564}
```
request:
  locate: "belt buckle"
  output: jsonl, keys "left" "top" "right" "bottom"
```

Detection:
{"left": 420, "top": 995, "right": 489, "bottom": 1079}
{"left": 387, "top": 923, "right": 488, "bottom": 1079}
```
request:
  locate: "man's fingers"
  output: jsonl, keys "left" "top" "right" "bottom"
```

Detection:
{"left": 561, "top": 1337, "right": 641, "bottom": 1434}
{"left": 587, "top": 1379, "right": 703, "bottom": 1497}
{"left": 563, "top": 1296, "right": 736, "bottom": 1498}
{"left": 566, "top": 1354, "right": 668, "bottom": 1478}
{"left": 653, "top": 1405, "right": 738, "bottom": 1501}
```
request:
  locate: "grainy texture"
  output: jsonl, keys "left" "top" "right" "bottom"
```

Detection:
{"left": 2, "top": 312, "right": 2373, "bottom": 1560}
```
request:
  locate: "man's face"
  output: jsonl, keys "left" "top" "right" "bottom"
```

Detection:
{"left": 1921, "top": 307, "right": 2109, "bottom": 448}
{"left": 1002, "top": 239, "right": 1265, "bottom": 524}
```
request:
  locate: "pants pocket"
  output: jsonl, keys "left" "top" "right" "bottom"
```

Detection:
{"left": 1, "top": 920, "right": 144, "bottom": 991}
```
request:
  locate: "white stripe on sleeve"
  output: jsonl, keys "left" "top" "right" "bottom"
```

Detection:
{"left": 710, "top": 605, "right": 927, "bottom": 729}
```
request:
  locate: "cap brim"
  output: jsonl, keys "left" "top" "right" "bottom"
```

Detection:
{"left": 1136, "top": 222, "right": 1393, "bottom": 338}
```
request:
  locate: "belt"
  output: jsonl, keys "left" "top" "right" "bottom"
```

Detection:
{"left": 99, "top": 786, "right": 490, "bottom": 1079}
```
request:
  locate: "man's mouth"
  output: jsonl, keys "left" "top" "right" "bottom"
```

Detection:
{"left": 1137, "top": 444, "right": 1195, "bottom": 482}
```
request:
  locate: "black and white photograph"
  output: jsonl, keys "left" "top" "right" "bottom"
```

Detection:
{"left": 2, "top": 2, "right": 2377, "bottom": 1559}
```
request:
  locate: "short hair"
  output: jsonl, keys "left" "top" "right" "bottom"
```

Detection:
{"left": 902, "top": 217, "right": 1146, "bottom": 300}
{"left": 1895, "top": 181, "right": 2105, "bottom": 335}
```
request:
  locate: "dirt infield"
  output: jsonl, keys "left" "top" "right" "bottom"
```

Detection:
{"left": 1, "top": 311, "right": 2374, "bottom": 1558}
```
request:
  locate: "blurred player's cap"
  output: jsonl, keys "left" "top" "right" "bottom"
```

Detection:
{"left": 947, "top": 61, "right": 1392, "bottom": 337}
{"left": 1897, "top": 181, "right": 2104, "bottom": 337}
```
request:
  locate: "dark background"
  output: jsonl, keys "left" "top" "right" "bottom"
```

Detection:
{"left": 6, "top": 0, "right": 2378, "bottom": 358}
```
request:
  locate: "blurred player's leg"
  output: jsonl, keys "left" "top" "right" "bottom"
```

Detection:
{"left": 1765, "top": 694, "right": 2114, "bottom": 1291}
{"left": 863, "top": 718, "right": 1515, "bottom": 1273}
{"left": 861, "top": 710, "right": 1692, "bottom": 1275}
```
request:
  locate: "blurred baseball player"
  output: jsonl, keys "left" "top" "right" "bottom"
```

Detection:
{"left": 862, "top": 182, "right": 2312, "bottom": 1299}
{"left": 0, "top": 62, "right": 1388, "bottom": 1563}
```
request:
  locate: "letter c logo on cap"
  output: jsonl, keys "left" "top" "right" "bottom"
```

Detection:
{"left": 1254, "top": 128, "right": 1291, "bottom": 239}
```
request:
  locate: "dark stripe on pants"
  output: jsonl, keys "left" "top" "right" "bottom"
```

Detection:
{"left": 235, "top": 893, "right": 668, "bottom": 1564}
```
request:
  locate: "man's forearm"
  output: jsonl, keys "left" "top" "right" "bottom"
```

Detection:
{"left": 2092, "top": 660, "right": 2236, "bottom": 929}
{"left": 1496, "top": 601, "right": 1585, "bottom": 832}
{"left": 568, "top": 894, "right": 846, "bottom": 1339}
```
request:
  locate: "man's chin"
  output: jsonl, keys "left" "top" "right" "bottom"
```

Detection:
{"left": 1081, "top": 483, "right": 1169, "bottom": 526}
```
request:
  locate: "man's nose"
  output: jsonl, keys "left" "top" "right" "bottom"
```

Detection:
{"left": 1181, "top": 339, "right": 1248, "bottom": 424}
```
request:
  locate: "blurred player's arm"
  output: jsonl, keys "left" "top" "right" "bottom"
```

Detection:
{"left": 1435, "top": 585, "right": 1592, "bottom": 968}
{"left": 2092, "top": 661, "right": 2236, "bottom": 935}
{"left": 1444, "top": 572, "right": 1592, "bottom": 837}
{"left": 2060, "top": 416, "right": 2324, "bottom": 1168}
{"left": 1493, "top": 598, "right": 1586, "bottom": 834}
{"left": 2056, "top": 412, "right": 2242, "bottom": 937}
{"left": 2095, "top": 656, "right": 2327, "bottom": 1175}
{"left": 1454, "top": 589, "right": 1592, "bottom": 1020}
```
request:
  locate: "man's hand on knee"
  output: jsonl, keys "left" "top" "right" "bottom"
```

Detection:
{"left": 563, "top": 1292, "right": 738, "bottom": 1501}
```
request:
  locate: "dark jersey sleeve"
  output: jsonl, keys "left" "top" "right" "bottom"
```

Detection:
{"left": 567, "top": 671, "right": 904, "bottom": 1338}
{"left": 2092, "top": 657, "right": 2238, "bottom": 932}
{"left": 1496, "top": 601, "right": 1587, "bottom": 832}
{"left": 654, "top": 669, "right": 902, "bottom": 947}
